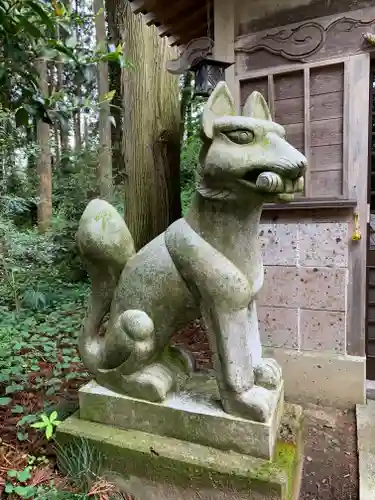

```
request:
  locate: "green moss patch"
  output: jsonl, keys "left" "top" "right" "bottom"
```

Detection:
{"left": 57, "top": 405, "right": 304, "bottom": 499}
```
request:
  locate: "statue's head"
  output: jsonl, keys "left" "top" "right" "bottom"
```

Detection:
{"left": 198, "top": 82, "right": 307, "bottom": 203}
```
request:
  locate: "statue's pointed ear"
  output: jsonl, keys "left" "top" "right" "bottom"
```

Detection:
{"left": 202, "top": 81, "right": 235, "bottom": 139}
{"left": 242, "top": 91, "right": 272, "bottom": 121}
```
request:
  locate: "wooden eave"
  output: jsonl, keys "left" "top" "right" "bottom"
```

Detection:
{"left": 128, "top": 0, "right": 209, "bottom": 46}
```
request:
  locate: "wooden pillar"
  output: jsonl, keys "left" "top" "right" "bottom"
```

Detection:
{"left": 213, "top": 0, "right": 239, "bottom": 112}
{"left": 346, "top": 53, "right": 370, "bottom": 357}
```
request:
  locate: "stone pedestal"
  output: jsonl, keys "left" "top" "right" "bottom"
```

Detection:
{"left": 79, "top": 374, "right": 283, "bottom": 460}
{"left": 56, "top": 374, "right": 304, "bottom": 500}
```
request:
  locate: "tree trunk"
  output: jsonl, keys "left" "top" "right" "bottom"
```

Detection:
{"left": 74, "top": 0, "right": 82, "bottom": 152}
{"left": 56, "top": 25, "right": 70, "bottom": 168}
{"left": 74, "top": 113, "right": 81, "bottom": 151}
{"left": 54, "top": 122, "right": 60, "bottom": 165}
{"left": 26, "top": 120, "right": 37, "bottom": 171}
{"left": 94, "top": 0, "right": 112, "bottom": 200}
{"left": 36, "top": 58, "right": 52, "bottom": 233}
{"left": 106, "top": 0, "right": 124, "bottom": 186}
{"left": 50, "top": 63, "right": 61, "bottom": 166}
{"left": 118, "top": 3, "right": 181, "bottom": 250}
{"left": 180, "top": 71, "right": 193, "bottom": 141}
{"left": 84, "top": 114, "right": 90, "bottom": 148}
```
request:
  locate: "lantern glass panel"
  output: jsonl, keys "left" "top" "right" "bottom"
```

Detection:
{"left": 192, "top": 59, "right": 233, "bottom": 98}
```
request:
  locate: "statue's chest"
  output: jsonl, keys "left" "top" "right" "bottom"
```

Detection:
{"left": 165, "top": 220, "right": 254, "bottom": 307}
{"left": 198, "top": 230, "right": 264, "bottom": 295}
{"left": 222, "top": 246, "right": 264, "bottom": 295}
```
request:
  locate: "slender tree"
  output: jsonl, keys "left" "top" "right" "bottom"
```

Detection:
{"left": 106, "top": 1, "right": 123, "bottom": 186}
{"left": 36, "top": 58, "right": 52, "bottom": 232}
{"left": 55, "top": 24, "right": 70, "bottom": 167}
{"left": 94, "top": 0, "right": 112, "bottom": 200}
{"left": 74, "top": 0, "right": 82, "bottom": 152}
{"left": 180, "top": 71, "right": 194, "bottom": 141}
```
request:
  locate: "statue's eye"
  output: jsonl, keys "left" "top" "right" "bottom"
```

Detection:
{"left": 225, "top": 130, "right": 255, "bottom": 144}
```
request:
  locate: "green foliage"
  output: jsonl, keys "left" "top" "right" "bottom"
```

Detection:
{"left": 54, "top": 147, "right": 98, "bottom": 218}
{"left": 5, "top": 467, "right": 35, "bottom": 498}
{"left": 0, "top": 108, "right": 33, "bottom": 195}
{"left": 179, "top": 73, "right": 204, "bottom": 213}
{"left": 0, "top": 285, "right": 88, "bottom": 445}
{"left": 180, "top": 135, "right": 200, "bottom": 190}
{"left": 0, "top": 146, "right": 118, "bottom": 303}
{"left": 31, "top": 410, "right": 62, "bottom": 439}
{"left": 55, "top": 438, "right": 105, "bottom": 492}
{"left": 4, "top": 464, "right": 100, "bottom": 499}
{"left": 180, "top": 131, "right": 201, "bottom": 214}
{"left": 0, "top": 0, "right": 60, "bottom": 119}
{"left": 0, "top": 0, "right": 129, "bottom": 125}
{"left": 55, "top": 439, "right": 126, "bottom": 499}
{"left": 0, "top": 217, "right": 67, "bottom": 309}
{"left": 50, "top": 145, "right": 125, "bottom": 280}
{"left": 0, "top": 196, "right": 37, "bottom": 227}
{"left": 22, "top": 288, "right": 49, "bottom": 311}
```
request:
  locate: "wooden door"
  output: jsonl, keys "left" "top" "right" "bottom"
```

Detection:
{"left": 366, "top": 66, "right": 375, "bottom": 379}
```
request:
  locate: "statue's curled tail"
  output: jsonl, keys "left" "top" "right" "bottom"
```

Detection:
{"left": 76, "top": 198, "right": 139, "bottom": 375}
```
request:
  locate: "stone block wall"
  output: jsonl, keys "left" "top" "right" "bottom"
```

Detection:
{"left": 258, "top": 222, "right": 349, "bottom": 354}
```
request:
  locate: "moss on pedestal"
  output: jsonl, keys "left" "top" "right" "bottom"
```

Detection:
{"left": 56, "top": 403, "right": 303, "bottom": 500}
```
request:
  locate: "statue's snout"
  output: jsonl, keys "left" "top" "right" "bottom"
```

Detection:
{"left": 293, "top": 157, "right": 307, "bottom": 179}
{"left": 269, "top": 133, "right": 307, "bottom": 180}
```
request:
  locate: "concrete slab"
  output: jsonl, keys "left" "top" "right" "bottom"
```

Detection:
{"left": 56, "top": 403, "right": 304, "bottom": 500}
{"left": 266, "top": 348, "right": 366, "bottom": 409}
{"left": 356, "top": 401, "right": 375, "bottom": 500}
{"left": 79, "top": 373, "right": 284, "bottom": 460}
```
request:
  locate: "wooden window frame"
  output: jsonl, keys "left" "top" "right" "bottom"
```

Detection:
{"left": 237, "top": 55, "right": 358, "bottom": 209}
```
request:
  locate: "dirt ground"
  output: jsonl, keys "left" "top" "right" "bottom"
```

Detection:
{"left": 300, "top": 405, "right": 358, "bottom": 500}
{"left": 174, "top": 320, "right": 359, "bottom": 500}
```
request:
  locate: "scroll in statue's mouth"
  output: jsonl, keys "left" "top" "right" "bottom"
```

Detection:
{"left": 239, "top": 168, "right": 304, "bottom": 196}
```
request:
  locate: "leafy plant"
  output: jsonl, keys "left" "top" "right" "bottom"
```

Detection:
{"left": 180, "top": 133, "right": 200, "bottom": 213}
{"left": 31, "top": 411, "right": 62, "bottom": 440}
{"left": 1, "top": 252, "right": 21, "bottom": 312}
{"left": 5, "top": 467, "right": 35, "bottom": 498}
{"left": 0, "top": 286, "right": 88, "bottom": 445}
{"left": 22, "top": 288, "right": 49, "bottom": 311}
{"left": 27, "top": 454, "right": 49, "bottom": 467}
{"left": 0, "top": 0, "right": 129, "bottom": 125}
{"left": 4, "top": 464, "right": 69, "bottom": 499}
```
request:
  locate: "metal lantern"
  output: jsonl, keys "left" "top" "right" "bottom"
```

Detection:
{"left": 166, "top": 38, "right": 235, "bottom": 98}
{"left": 190, "top": 58, "right": 234, "bottom": 98}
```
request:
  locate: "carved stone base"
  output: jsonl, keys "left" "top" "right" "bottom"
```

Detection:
{"left": 78, "top": 373, "right": 284, "bottom": 460}
{"left": 56, "top": 402, "right": 304, "bottom": 500}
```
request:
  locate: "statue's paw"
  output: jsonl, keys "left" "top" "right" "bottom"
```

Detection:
{"left": 254, "top": 358, "right": 282, "bottom": 390}
{"left": 222, "top": 387, "right": 272, "bottom": 422}
{"left": 124, "top": 362, "right": 175, "bottom": 402}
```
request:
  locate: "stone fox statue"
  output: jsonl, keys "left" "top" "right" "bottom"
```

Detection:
{"left": 77, "top": 82, "right": 307, "bottom": 423}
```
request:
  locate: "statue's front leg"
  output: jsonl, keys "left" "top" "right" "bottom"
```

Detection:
{"left": 202, "top": 304, "right": 274, "bottom": 423}
{"left": 247, "top": 301, "right": 283, "bottom": 390}
{"left": 166, "top": 219, "right": 278, "bottom": 423}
